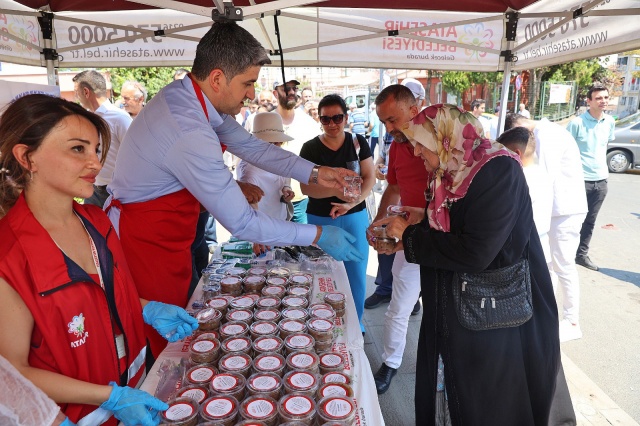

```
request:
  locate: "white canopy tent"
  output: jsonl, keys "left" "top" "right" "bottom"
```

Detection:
{"left": 1, "top": 0, "right": 640, "bottom": 126}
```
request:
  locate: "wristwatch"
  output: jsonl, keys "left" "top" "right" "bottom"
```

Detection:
{"left": 310, "top": 165, "right": 321, "bottom": 184}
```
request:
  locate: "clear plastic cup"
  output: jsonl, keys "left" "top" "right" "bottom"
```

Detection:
{"left": 343, "top": 176, "right": 362, "bottom": 199}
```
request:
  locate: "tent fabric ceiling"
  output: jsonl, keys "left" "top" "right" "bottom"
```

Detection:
{"left": 14, "top": 0, "right": 540, "bottom": 13}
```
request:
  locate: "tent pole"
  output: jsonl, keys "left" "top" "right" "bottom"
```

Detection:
{"left": 497, "top": 11, "right": 519, "bottom": 138}
{"left": 37, "top": 12, "right": 59, "bottom": 86}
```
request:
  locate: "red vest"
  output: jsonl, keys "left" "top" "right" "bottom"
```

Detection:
{"left": 0, "top": 195, "right": 147, "bottom": 426}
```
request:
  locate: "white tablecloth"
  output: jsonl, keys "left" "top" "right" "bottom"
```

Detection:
{"left": 139, "top": 257, "right": 385, "bottom": 426}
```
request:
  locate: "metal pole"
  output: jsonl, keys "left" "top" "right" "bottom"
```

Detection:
{"left": 37, "top": 12, "right": 59, "bottom": 87}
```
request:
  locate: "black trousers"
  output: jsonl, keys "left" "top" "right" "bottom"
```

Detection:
{"left": 577, "top": 179, "right": 608, "bottom": 258}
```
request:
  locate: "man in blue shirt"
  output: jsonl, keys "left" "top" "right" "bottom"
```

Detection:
{"left": 566, "top": 85, "right": 615, "bottom": 272}
{"left": 348, "top": 103, "right": 367, "bottom": 137}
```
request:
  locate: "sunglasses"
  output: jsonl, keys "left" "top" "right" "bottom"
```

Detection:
{"left": 319, "top": 114, "right": 345, "bottom": 125}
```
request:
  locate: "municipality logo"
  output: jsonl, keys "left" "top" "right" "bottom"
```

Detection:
{"left": 68, "top": 313, "right": 89, "bottom": 348}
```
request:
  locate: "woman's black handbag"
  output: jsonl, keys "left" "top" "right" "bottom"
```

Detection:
{"left": 451, "top": 252, "right": 533, "bottom": 331}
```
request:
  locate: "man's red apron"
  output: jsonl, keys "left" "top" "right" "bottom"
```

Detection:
{"left": 107, "top": 75, "right": 223, "bottom": 357}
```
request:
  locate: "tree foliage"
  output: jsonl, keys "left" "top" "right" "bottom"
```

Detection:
{"left": 105, "top": 67, "right": 188, "bottom": 100}
{"left": 441, "top": 71, "right": 471, "bottom": 104}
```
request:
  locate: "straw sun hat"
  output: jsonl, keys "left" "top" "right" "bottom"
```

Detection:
{"left": 251, "top": 112, "right": 294, "bottom": 143}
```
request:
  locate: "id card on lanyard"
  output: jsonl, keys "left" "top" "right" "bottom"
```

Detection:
{"left": 79, "top": 214, "right": 127, "bottom": 360}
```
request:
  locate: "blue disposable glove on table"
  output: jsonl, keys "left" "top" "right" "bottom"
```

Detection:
{"left": 142, "top": 301, "right": 198, "bottom": 342}
{"left": 317, "top": 225, "right": 365, "bottom": 262}
{"left": 100, "top": 382, "right": 168, "bottom": 426}
{"left": 59, "top": 417, "right": 76, "bottom": 426}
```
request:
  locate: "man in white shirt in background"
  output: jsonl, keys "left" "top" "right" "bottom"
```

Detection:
{"left": 471, "top": 98, "right": 491, "bottom": 138}
{"left": 519, "top": 103, "right": 531, "bottom": 119}
{"left": 73, "top": 70, "right": 132, "bottom": 208}
{"left": 273, "top": 78, "right": 322, "bottom": 224}
{"left": 120, "top": 80, "right": 147, "bottom": 119}
{"left": 505, "top": 113, "right": 588, "bottom": 342}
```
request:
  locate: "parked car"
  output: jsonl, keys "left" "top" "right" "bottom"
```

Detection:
{"left": 608, "top": 112, "right": 640, "bottom": 173}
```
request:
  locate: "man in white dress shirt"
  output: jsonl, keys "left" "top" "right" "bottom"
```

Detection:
{"left": 73, "top": 70, "right": 132, "bottom": 208}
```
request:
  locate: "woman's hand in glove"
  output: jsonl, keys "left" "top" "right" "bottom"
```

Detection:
{"left": 142, "top": 301, "right": 198, "bottom": 342}
{"left": 100, "top": 382, "right": 168, "bottom": 426}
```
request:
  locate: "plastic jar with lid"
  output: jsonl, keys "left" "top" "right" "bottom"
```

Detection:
{"left": 252, "top": 335, "right": 285, "bottom": 356}
{"left": 255, "top": 296, "right": 282, "bottom": 310}
{"left": 225, "top": 267, "right": 247, "bottom": 277}
{"left": 239, "top": 395, "right": 279, "bottom": 426}
{"left": 282, "top": 370, "right": 319, "bottom": 397}
{"left": 287, "top": 285, "right": 311, "bottom": 299}
{"left": 252, "top": 352, "right": 286, "bottom": 377}
{"left": 268, "top": 266, "right": 290, "bottom": 278}
{"left": 219, "top": 321, "right": 249, "bottom": 340}
{"left": 323, "top": 292, "right": 346, "bottom": 311}
{"left": 315, "top": 339, "right": 333, "bottom": 353}
{"left": 218, "top": 352, "right": 253, "bottom": 378}
{"left": 278, "top": 393, "right": 316, "bottom": 424}
{"left": 320, "top": 371, "right": 351, "bottom": 386}
{"left": 193, "top": 330, "right": 219, "bottom": 342}
{"left": 265, "top": 276, "right": 288, "bottom": 288}
{"left": 287, "top": 273, "right": 312, "bottom": 287}
{"left": 175, "top": 384, "right": 209, "bottom": 405}
{"left": 386, "top": 204, "right": 409, "bottom": 219}
{"left": 185, "top": 365, "right": 217, "bottom": 387}
{"left": 243, "top": 275, "right": 266, "bottom": 294}
{"left": 308, "top": 306, "right": 336, "bottom": 322}
{"left": 209, "top": 372, "right": 246, "bottom": 402}
{"left": 253, "top": 308, "right": 282, "bottom": 323}
{"left": 333, "top": 308, "right": 346, "bottom": 318}
{"left": 233, "top": 421, "right": 267, "bottom": 426}
{"left": 306, "top": 318, "right": 335, "bottom": 342}
{"left": 278, "top": 319, "right": 307, "bottom": 340}
{"left": 286, "top": 351, "right": 320, "bottom": 374}
{"left": 246, "top": 372, "right": 283, "bottom": 399}
{"left": 283, "top": 333, "right": 315, "bottom": 355}
{"left": 316, "top": 382, "right": 354, "bottom": 399}
{"left": 189, "top": 337, "right": 220, "bottom": 364}
{"left": 249, "top": 321, "right": 279, "bottom": 340}
{"left": 281, "top": 295, "right": 309, "bottom": 310}
{"left": 318, "top": 352, "right": 345, "bottom": 375}
{"left": 195, "top": 307, "right": 222, "bottom": 331}
{"left": 206, "top": 297, "right": 230, "bottom": 316}
{"left": 220, "top": 336, "right": 252, "bottom": 356}
{"left": 229, "top": 295, "right": 256, "bottom": 311}
{"left": 281, "top": 307, "right": 309, "bottom": 322}
{"left": 199, "top": 395, "right": 239, "bottom": 426}
{"left": 316, "top": 396, "right": 356, "bottom": 425}
{"left": 161, "top": 397, "right": 199, "bottom": 426}
{"left": 225, "top": 308, "right": 253, "bottom": 325}
{"left": 247, "top": 266, "right": 268, "bottom": 276}
{"left": 220, "top": 276, "right": 243, "bottom": 296}
{"left": 261, "top": 284, "right": 286, "bottom": 299}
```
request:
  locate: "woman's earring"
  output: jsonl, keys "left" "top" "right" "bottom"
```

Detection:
{"left": 29, "top": 169, "right": 33, "bottom": 181}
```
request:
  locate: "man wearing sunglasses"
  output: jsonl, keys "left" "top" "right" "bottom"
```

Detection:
{"left": 273, "top": 78, "right": 322, "bottom": 224}
{"left": 367, "top": 82, "right": 430, "bottom": 394}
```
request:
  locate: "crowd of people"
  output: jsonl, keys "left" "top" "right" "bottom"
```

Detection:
{"left": 0, "top": 17, "right": 616, "bottom": 426}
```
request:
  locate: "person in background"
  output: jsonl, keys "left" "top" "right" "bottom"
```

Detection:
{"left": 120, "top": 80, "right": 147, "bottom": 120}
{"left": 471, "top": 98, "right": 490, "bottom": 138}
{"left": 307, "top": 101, "right": 320, "bottom": 123}
{"left": 375, "top": 103, "right": 560, "bottom": 425}
{"left": 273, "top": 78, "right": 322, "bottom": 224}
{"left": 73, "top": 70, "right": 132, "bottom": 209}
{"left": 368, "top": 102, "right": 381, "bottom": 158}
{"left": 348, "top": 102, "right": 367, "bottom": 137}
{"left": 106, "top": 22, "right": 362, "bottom": 358}
{"left": 0, "top": 94, "right": 197, "bottom": 426}
{"left": 566, "top": 84, "right": 615, "bottom": 272}
{"left": 519, "top": 103, "right": 531, "bottom": 119}
{"left": 300, "top": 94, "right": 376, "bottom": 332}
{"left": 298, "top": 87, "right": 314, "bottom": 112}
{"left": 504, "top": 112, "right": 588, "bottom": 343}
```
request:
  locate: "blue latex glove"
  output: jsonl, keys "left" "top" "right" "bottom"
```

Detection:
{"left": 316, "top": 225, "right": 365, "bottom": 262}
{"left": 59, "top": 417, "right": 76, "bottom": 426}
{"left": 100, "top": 382, "right": 168, "bottom": 426}
{"left": 142, "top": 301, "right": 198, "bottom": 342}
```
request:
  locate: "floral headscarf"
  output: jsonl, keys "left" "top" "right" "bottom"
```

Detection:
{"left": 401, "top": 104, "right": 519, "bottom": 232}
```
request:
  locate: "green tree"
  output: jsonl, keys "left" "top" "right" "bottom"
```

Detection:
{"left": 105, "top": 67, "right": 188, "bottom": 100}
{"left": 441, "top": 71, "right": 471, "bottom": 105}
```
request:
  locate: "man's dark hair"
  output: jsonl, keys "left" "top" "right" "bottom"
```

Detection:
{"left": 504, "top": 112, "right": 528, "bottom": 131}
{"left": 72, "top": 70, "right": 107, "bottom": 98}
{"left": 496, "top": 126, "right": 530, "bottom": 153}
{"left": 318, "top": 94, "right": 348, "bottom": 115}
{"left": 587, "top": 84, "right": 608, "bottom": 100}
{"left": 471, "top": 98, "right": 485, "bottom": 110}
{"left": 192, "top": 22, "right": 271, "bottom": 81}
{"left": 375, "top": 84, "right": 416, "bottom": 107}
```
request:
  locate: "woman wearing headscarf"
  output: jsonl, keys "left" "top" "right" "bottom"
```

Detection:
{"left": 373, "top": 104, "right": 560, "bottom": 425}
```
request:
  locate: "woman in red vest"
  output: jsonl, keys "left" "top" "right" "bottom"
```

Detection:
{"left": 0, "top": 94, "right": 197, "bottom": 426}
